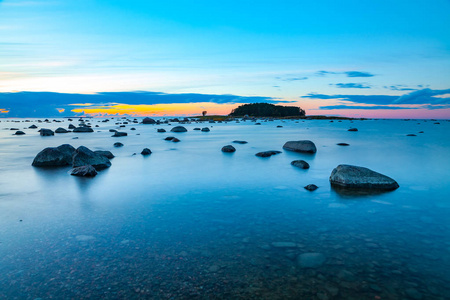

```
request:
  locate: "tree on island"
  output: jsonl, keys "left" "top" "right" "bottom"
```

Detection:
{"left": 229, "top": 103, "right": 305, "bottom": 117}
{"left": 202, "top": 111, "right": 207, "bottom": 116}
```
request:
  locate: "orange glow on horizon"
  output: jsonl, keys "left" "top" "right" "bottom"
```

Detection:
{"left": 71, "top": 102, "right": 240, "bottom": 116}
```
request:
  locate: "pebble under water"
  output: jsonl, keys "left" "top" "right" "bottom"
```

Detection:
{"left": 0, "top": 117, "right": 449, "bottom": 299}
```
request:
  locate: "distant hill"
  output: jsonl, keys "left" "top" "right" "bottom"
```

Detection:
{"left": 229, "top": 103, "right": 305, "bottom": 117}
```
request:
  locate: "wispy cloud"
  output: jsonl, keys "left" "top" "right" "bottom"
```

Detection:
{"left": 332, "top": 83, "right": 371, "bottom": 89}
{"left": 276, "top": 76, "right": 308, "bottom": 82}
{"left": 344, "top": 71, "right": 374, "bottom": 77}
{"left": 315, "top": 70, "right": 375, "bottom": 78}
{"left": 303, "top": 88, "right": 450, "bottom": 106}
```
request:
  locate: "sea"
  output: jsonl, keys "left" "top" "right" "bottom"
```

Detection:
{"left": 0, "top": 117, "right": 449, "bottom": 299}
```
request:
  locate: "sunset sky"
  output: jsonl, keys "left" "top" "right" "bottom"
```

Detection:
{"left": 0, "top": 0, "right": 449, "bottom": 118}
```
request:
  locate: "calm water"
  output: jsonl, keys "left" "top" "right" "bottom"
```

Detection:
{"left": 0, "top": 118, "right": 449, "bottom": 299}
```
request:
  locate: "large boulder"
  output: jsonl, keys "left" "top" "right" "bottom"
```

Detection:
{"left": 142, "top": 117, "right": 156, "bottom": 124}
{"left": 73, "top": 127, "right": 94, "bottom": 133}
{"left": 283, "top": 140, "right": 316, "bottom": 154}
{"left": 39, "top": 129, "right": 54, "bottom": 136}
{"left": 94, "top": 150, "right": 115, "bottom": 159}
{"left": 171, "top": 126, "right": 187, "bottom": 132}
{"left": 329, "top": 164, "right": 399, "bottom": 191}
{"left": 32, "top": 144, "right": 76, "bottom": 167}
{"left": 70, "top": 165, "right": 98, "bottom": 177}
{"left": 72, "top": 146, "right": 111, "bottom": 170}
{"left": 55, "top": 127, "right": 69, "bottom": 133}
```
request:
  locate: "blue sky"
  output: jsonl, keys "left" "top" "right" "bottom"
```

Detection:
{"left": 0, "top": 0, "right": 449, "bottom": 117}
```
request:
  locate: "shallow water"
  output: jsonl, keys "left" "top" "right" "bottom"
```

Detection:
{"left": 0, "top": 118, "right": 449, "bottom": 299}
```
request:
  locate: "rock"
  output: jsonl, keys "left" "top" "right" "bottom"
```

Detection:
{"left": 14, "top": 130, "right": 25, "bottom": 135}
{"left": 157, "top": 128, "right": 166, "bottom": 133}
{"left": 141, "top": 148, "right": 152, "bottom": 155}
{"left": 68, "top": 124, "right": 76, "bottom": 129}
{"left": 348, "top": 128, "right": 358, "bottom": 131}
{"left": 72, "top": 146, "right": 111, "bottom": 170}
{"left": 277, "top": 125, "right": 283, "bottom": 128}
{"left": 337, "top": 143, "right": 349, "bottom": 146}
{"left": 164, "top": 136, "right": 175, "bottom": 141}
{"left": 297, "top": 253, "right": 326, "bottom": 268}
{"left": 39, "top": 128, "right": 54, "bottom": 136}
{"left": 291, "top": 160, "right": 309, "bottom": 169}
{"left": 221, "top": 145, "right": 236, "bottom": 153}
{"left": 113, "top": 142, "right": 124, "bottom": 147}
{"left": 73, "top": 127, "right": 94, "bottom": 132}
{"left": 271, "top": 242, "right": 297, "bottom": 248}
{"left": 233, "top": 140, "right": 248, "bottom": 144}
{"left": 329, "top": 164, "right": 399, "bottom": 190}
{"left": 283, "top": 140, "right": 317, "bottom": 154}
{"left": 405, "top": 288, "right": 423, "bottom": 300}
{"left": 130, "top": 127, "right": 136, "bottom": 130}
{"left": 94, "top": 150, "right": 115, "bottom": 159}
{"left": 407, "top": 134, "right": 417, "bottom": 136}
{"left": 32, "top": 144, "right": 76, "bottom": 167}
{"left": 112, "top": 131, "right": 127, "bottom": 137}
{"left": 255, "top": 122, "right": 261, "bottom": 125}
{"left": 171, "top": 126, "right": 187, "bottom": 132}
{"left": 29, "top": 125, "right": 38, "bottom": 129}
{"left": 304, "top": 184, "right": 318, "bottom": 191}
{"left": 255, "top": 150, "right": 281, "bottom": 157}
{"left": 193, "top": 128, "right": 201, "bottom": 130}
{"left": 201, "top": 127, "right": 210, "bottom": 132}
{"left": 70, "top": 165, "right": 98, "bottom": 177}
{"left": 142, "top": 117, "right": 156, "bottom": 124}
{"left": 55, "top": 127, "right": 69, "bottom": 133}
{"left": 172, "top": 138, "right": 180, "bottom": 142}
{"left": 109, "top": 129, "right": 117, "bottom": 132}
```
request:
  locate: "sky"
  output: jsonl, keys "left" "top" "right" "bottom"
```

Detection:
{"left": 0, "top": 0, "right": 449, "bottom": 118}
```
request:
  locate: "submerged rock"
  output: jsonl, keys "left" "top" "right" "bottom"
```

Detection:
{"left": 94, "top": 150, "right": 115, "bottom": 159}
{"left": 348, "top": 128, "right": 358, "bottom": 132}
{"left": 32, "top": 144, "right": 76, "bottom": 167}
{"left": 39, "top": 128, "right": 54, "bottom": 136}
{"left": 172, "top": 138, "right": 180, "bottom": 142}
{"left": 70, "top": 165, "right": 98, "bottom": 177}
{"left": 201, "top": 127, "right": 210, "bottom": 132}
{"left": 171, "top": 126, "right": 187, "bottom": 132}
{"left": 141, "top": 148, "right": 152, "bottom": 155}
{"left": 329, "top": 164, "right": 399, "bottom": 190}
{"left": 142, "top": 117, "right": 156, "bottom": 124}
{"left": 337, "top": 143, "right": 350, "bottom": 146}
{"left": 297, "top": 253, "right": 326, "bottom": 268}
{"left": 233, "top": 140, "right": 248, "bottom": 144}
{"left": 193, "top": 128, "right": 201, "bottom": 130}
{"left": 68, "top": 124, "right": 76, "bottom": 129}
{"left": 112, "top": 131, "right": 127, "bottom": 137}
{"left": 14, "top": 130, "right": 25, "bottom": 135}
{"left": 55, "top": 127, "right": 69, "bottom": 133}
{"left": 29, "top": 125, "right": 38, "bottom": 129}
{"left": 73, "top": 127, "right": 94, "bottom": 132}
{"left": 291, "top": 160, "right": 309, "bottom": 169}
{"left": 164, "top": 136, "right": 175, "bottom": 141}
{"left": 304, "top": 184, "right": 318, "bottom": 191}
{"left": 283, "top": 140, "right": 317, "bottom": 154}
{"left": 113, "top": 142, "right": 124, "bottom": 147}
{"left": 255, "top": 150, "right": 281, "bottom": 157}
{"left": 157, "top": 128, "right": 166, "bottom": 133}
{"left": 221, "top": 145, "right": 236, "bottom": 153}
{"left": 72, "top": 146, "right": 111, "bottom": 170}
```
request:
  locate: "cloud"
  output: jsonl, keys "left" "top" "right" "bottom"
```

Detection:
{"left": 318, "top": 105, "right": 418, "bottom": 110}
{"left": 0, "top": 91, "right": 284, "bottom": 117}
{"left": 384, "top": 85, "right": 417, "bottom": 91}
{"left": 275, "top": 76, "right": 308, "bottom": 82}
{"left": 344, "top": 71, "right": 374, "bottom": 77}
{"left": 316, "top": 70, "right": 336, "bottom": 76}
{"left": 302, "top": 88, "right": 450, "bottom": 106}
{"left": 332, "top": 83, "right": 371, "bottom": 89}
{"left": 315, "top": 70, "right": 374, "bottom": 77}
